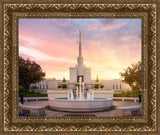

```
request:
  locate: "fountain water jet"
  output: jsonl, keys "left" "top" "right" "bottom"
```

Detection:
{"left": 68, "top": 90, "right": 74, "bottom": 100}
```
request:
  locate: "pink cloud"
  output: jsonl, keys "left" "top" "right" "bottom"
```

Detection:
{"left": 101, "top": 22, "right": 125, "bottom": 31}
{"left": 19, "top": 32, "right": 78, "bottom": 61}
{"left": 120, "top": 35, "right": 138, "bottom": 41}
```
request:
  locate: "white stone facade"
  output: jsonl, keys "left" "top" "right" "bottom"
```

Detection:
{"left": 69, "top": 68, "right": 77, "bottom": 82}
{"left": 69, "top": 67, "right": 91, "bottom": 83}
{"left": 31, "top": 79, "right": 130, "bottom": 91}
{"left": 89, "top": 89, "right": 114, "bottom": 99}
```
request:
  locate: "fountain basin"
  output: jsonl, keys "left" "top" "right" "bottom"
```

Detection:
{"left": 48, "top": 98, "right": 113, "bottom": 112}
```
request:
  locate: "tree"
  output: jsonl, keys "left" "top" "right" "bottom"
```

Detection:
{"left": 62, "top": 77, "right": 67, "bottom": 89}
{"left": 94, "top": 74, "right": 99, "bottom": 89}
{"left": 95, "top": 74, "right": 99, "bottom": 82}
{"left": 120, "top": 61, "right": 141, "bottom": 91}
{"left": 63, "top": 77, "right": 66, "bottom": 82}
{"left": 19, "top": 56, "right": 45, "bottom": 91}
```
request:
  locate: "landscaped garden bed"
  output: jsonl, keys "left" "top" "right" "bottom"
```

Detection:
{"left": 114, "top": 90, "right": 141, "bottom": 97}
{"left": 19, "top": 91, "right": 48, "bottom": 97}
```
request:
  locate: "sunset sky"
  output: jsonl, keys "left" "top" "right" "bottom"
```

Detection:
{"left": 19, "top": 19, "right": 141, "bottom": 80}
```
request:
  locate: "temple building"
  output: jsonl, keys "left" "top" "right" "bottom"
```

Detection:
{"left": 69, "top": 30, "right": 91, "bottom": 84}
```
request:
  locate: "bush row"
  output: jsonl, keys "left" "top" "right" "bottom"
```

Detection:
{"left": 114, "top": 90, "right": 141, "bottom": 97}
{"left": 19, "top": 91, "right": 48, "bottom": 97}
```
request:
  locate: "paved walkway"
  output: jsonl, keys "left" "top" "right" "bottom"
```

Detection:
{"left": 20, "top": 101, "right": 139, "bottom": 117}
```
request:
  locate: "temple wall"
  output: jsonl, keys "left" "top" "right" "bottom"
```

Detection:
{"left": 84, "top": 68, "right": 91, "bottom": 83}
{"left": 69, "top": 68, "right": 77, "bottom": 82}
{"left": 31, "top": 79, "right": 131, "bottom": 93}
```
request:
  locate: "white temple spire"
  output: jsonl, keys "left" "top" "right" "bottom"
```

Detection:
{"left": 79, "top": 30, "right": 82, "bottom": 57}
{"left": 77, "top": 30, "right": 83, "bottom": 68}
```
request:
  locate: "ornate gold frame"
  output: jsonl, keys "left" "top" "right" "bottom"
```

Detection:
{"left": 0, "top": 0, "right": 160, "bottom": 134}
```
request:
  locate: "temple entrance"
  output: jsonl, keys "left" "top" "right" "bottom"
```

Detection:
{"left": 77, "top": 76, "right": 84, "bottom": 82}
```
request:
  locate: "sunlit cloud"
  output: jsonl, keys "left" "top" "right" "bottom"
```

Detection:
{"left": 19, "top": 46, "right": 54, "bottom": 61}
{"left": 19, "top": 46, "right": 76, "bottom": 63}
{"left": 19, "top": 19, "right": 141, "bottom": 80}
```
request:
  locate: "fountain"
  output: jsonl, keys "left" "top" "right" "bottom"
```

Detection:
{"left": 48, "top": 76, "right": 113, "bottom": 112}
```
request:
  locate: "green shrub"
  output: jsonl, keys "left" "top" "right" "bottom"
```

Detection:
{"left": 30, "top": 85, "right": 39, "bottom": 92}
{"left": 114, "top": 90, "right": 141, "bottom": 97}
{"left": 100, "top": 85, "right": 104, "bottom": 89}
{"left": 94, "top": 84, "right": 99, "bottom": 89}
{"left": 58, "top": 85, "right": 61, "bottom": 89}
{"left": 62, "top": 84, "right": 67, "bottom": 89}
{"left": 19, "top": 91, "right": 48, "bottom": 97}
{"left": 19, "top": 85, "right": 25, "bottom": 94}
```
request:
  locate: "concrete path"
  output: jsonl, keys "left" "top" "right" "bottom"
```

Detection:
{"left": 20, "top": 101, "right": 139, "bottom": 117}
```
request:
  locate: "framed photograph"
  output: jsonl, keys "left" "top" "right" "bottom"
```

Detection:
{"left": 0, "top": 0, "right": 160, "bottom": 134}
{"left": 19, "top": 18, "right": 142, "bottom": 117}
